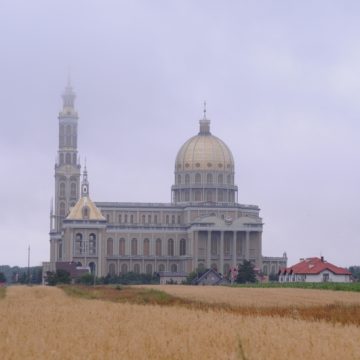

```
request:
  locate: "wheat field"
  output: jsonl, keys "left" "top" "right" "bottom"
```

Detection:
{"left": 137, "top": 284, "right": 360, "bottom": 307}
{"left": 1, "top": 286, "right": 360, "bottom": 359}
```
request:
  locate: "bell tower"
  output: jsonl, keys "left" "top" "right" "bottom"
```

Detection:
{"left": 53, "top": 80, "right": 81, "bottom": 231}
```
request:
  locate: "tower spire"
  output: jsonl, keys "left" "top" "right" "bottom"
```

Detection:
{"left": 81, "top": 161, "right": 89, "bottom": 197}
{"left": 199, "top": 101, "right": 211, "bottom": 135}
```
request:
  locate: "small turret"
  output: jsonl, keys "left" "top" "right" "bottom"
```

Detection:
{"left": 81, "top": 164, "right": 90, "bottom": 197}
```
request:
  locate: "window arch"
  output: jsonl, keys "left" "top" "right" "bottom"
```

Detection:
{"left": 59, "top": 182, "right": 65, "bottom": 197}
{"left": 109, "top": 263, "right": 116, "bottom": 276}
{"left": 171, "top": 215, "right": 175, "bottom": 224}
{"left": 218, "top": 174, "right": 223, "bottom": 184}
{"left": 177, "top": 174, "right": 181, "bottom": 184}
{"left": 185, "top": 190, "right": 190, "bottom": 201}
{"left": 171, "top": 264, "right": 177, "bottom": 272}
{"left": 130, "top": 214, "right": 134, "bottom": 224}
{"left": 145, "top": 264, "right": 152, "bottom": 274}
{"left": 168, "top": 238, "right": 174, "bottom": 256}
{"left": 89, "top": 233, "right": 96, "bottom": 255}
{"left": 70, "top": 183, "right": 76, "bottom": 198}
{"left": 131, "top": 238, "right": 138, "bottom": 255}
{"left": 107, "top": 238, "right": 113, "bottom": 256}
{"left": 119, "top": 238, "right": 125, "bottom": 256}
{"left": 142, "top": 214, "right": 145, "bottom": 224}
{"left": 121, "top": 263, "right": 128, "bottom": 274}
{"left": 155, "top": 238, "right": 162, "bottom": 256}
{"left": 227, "top": 174, "right": 231, "bottom": 185}
{"left": 72, "top": 153, "right": 76, "bottom": 165}
{"left": 75, "top": 233, "right": 82, "bottom": 255}
{"left": 66, "top": 125, "right": 71, "bottom": 146}
{"left": 148, "top": 214, "right": 151, "bottom": 224}
{"left": 82, "top": 206, "right": 89, "bottom": 219}
{"left": 195, "top": 173, "right": 201, "bottom": 184}
{"left": 65, "top": 153, "right": 71, "bottom": 164}
{"left": 158, "top": 264, "right": 165, "bottom": 272}
{"left": 206, "top": 190, "right": 213, "bottom": 202}
{"left": 59, "top": 202, "right": 66, "bottom": 217}
{"left": 124, "top": 214, "right": 128, "bottom": 223}
{"left": 143, "top": 238, "right": 150, "bottom": 256}
{"left": 179, "top": 239, "right": 186, "bottom": 256}
{"left": 166, "top": 215, "right": 169, "bottom": 224}
{"left": 185, "top": 174, "right": 190, "bottom": 185}
{"left": 133, "top": 263, "right": 140, "bottom": 274}
{"left": 207, "top": 173, "right": 213, "bottom": 184}
{"left": 218, "top": 190, "right": 224, "bottom": 202}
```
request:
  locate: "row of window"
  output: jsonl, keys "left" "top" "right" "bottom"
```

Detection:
{"left": 59, "top": 124, "right": 77, "bottom": 148}
{"left": 174, "top": 189, "right": 236, "bottom": 202}
{"left": 106, "top": 213, "right": 181, "bottom": 225}
{"left": 108, "top": 262, "right": 178, "bottom": 276}
{"left": 59, "top": 182, "right": 77, "bottom": 198}
{"left": 176, "top": 173, "right": 234, "bottom": 185}
{"left": 106, "top": 237, "right": 186, "bottom": 257}
{"left": 74, "top": 233, "right": 97, "bottom": 256}
{"left": 59, "top": 152, "right": 77, "bottom": 166}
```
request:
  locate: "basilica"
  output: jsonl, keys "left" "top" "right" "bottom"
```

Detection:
{"left": 45, "top": 82, "right": 287, "bottom": 278}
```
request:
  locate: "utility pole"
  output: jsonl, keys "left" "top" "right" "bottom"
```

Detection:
{"left": 27, "top": 245, "right": 31, "bottom": 286}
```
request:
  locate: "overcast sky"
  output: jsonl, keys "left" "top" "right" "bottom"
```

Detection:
{"left": 0, "top": 1, "right": 359, "bottom": 268}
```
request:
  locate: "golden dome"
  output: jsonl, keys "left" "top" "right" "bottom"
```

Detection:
{"left": 175, "top": 120, "right": 234, "bottom": 172}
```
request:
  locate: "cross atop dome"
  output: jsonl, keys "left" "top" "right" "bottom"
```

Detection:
{"left": 199, "top": 101, "right": 211, "bottom": 135}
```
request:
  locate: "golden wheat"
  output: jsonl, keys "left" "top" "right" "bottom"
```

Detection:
{"left": 1, "top": 286, "right": 360, "bottom": 360}
{"left": 136, "top": 284, "right": 360, "bottom": 307}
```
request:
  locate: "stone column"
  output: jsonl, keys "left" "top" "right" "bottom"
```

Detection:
{"left": 232, "top": 231, "right": 236, "bottom": 268}
{"left": 206, "top": 231, "right": 211, "bottom": 268}
{"left": 220, "top": 231, "right": 224, "bottom": 275}
{"left": 245, "top": 231, "right": 250, "bottom": 260}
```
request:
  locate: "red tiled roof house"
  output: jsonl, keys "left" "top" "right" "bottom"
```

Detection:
{"left": 278, "top": 257, "right": 351, "bottom": 283}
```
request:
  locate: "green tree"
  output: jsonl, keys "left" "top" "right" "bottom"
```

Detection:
{"left": 45, "top": 270, "right": 71, "bottom": 286}
{"left": 236, "top": 260, "right": 256, "bottom": 284}
{"left": 0, "top": 272, "right": 6, "bottom": 283}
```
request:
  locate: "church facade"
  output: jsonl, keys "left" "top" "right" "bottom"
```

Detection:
{"left": 46, "top": 83, "right": 287, "bottom": 278}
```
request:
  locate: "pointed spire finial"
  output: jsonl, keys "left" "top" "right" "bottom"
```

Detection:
{"left": 203, "top": 101, "right": 207, "bottom": 119}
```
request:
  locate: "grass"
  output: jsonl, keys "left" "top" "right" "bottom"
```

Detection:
{"left": 0, "top": 287, "right": 5, "bottom": 299}
{"left": 60, "top": 285, "right": 360, "bottom": 326}
{"left": 232, "top": 282, "right": 360, "bottom": 292}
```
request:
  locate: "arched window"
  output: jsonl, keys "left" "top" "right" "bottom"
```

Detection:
{"left": 107, "top": 238, "right": 113, "bottom": 256}
{"left": 133, "top": 263, "right": 140, "bottom": 274}
{"left": 82, "top": 206, "right": 89, "bottom": 219}
{"left": 109, "top": 263, "right": 116, "bottom": 276}
{"left": 119, "top": 238, "right": 125, "bottom": 256}
{"left": 154, "top": 215, "right": 158, "bottom": 224}
{"left": 142, "top": 214, "right": 145, "bottom": 224}
{"left": 195, "top": 173, "right": 201, "bottom": 184}
{"left": 72, "top": 153, "right": 76, "bottom": 165}
{"left": 158, "top": 264, "right": 165, "bottom": 272}
{"left": 70, "top": 183, "right": 76, "bottom": 198}
{"left": 224, "top": 263, "right": 230, "bottom": 276}
{"left": 180, "top": 239, "right": 186, "bottom": 256}
{"left": 171, "top": 215, "right": 175, "bottom": 224}
{"left": 207, "top": 173, "right": 213, "bottom": 184}
{"left": 106, "top": 214, "right": 110, "bottom": 223}
{"left": 59, "top": 202, "right": 66, "bottom": 217}
{"left": 65, "top": 153, "right": 71, "bottom": 164}
{"left": 195, "top": 190, "right": 201, "bottom": 201}
{"left": 218, "top": 190, "right": 223, "bottom": 202}
{"left": 148, "top": 215, "right": 151, "bottom": 224}
{"left": 59, "top": 182, "right": 65, "bottom": 197}
{"left": 224, "top": 236, "right": 231, "bottom": 256}
{"left": 89, "top": 262, "right": 96, "bottom": 275}
{"left": 171, "top": 264, "right": 177, "bottom": 272}
{"left": 66, "top": 125, "right": 71, "bottom": 146}
{"left": 89, "top": 233, "right": 96, "bottom": 255}
{"left": 130, "top": 214, "right": 134, "bottom": 224}
{"left": 143, "top": 238, "right": 150, "bottom": 256}
{"left": 121, "top": 263, "right": 128, "bottom": 274}
{"left": 206, "top": 190, "right": 213, "bottom": 202}
{"left": 60, "top": 153, "right": 64, "bottom": 165}
{"left": 58, "top": 241, "right": 62, "bottom": 260}
{"left": 131, "top": 238, "right": 138, "bottom": 255}
{"left": 75, "top": 233, "right": 82, "bottom": 255}
{"left": 271, "top": 265, "right": 276, "bottom": 274}
{"left": 218, "top": 174, "right": 223, "bottom": 184}
{"left": 168, "top": 238, "right": 174, "bottom": 256}
{"left": 185, "top": 174, "right": 190, "bottom": 185}
{"left": 263, "top": 265, "right": 268, "bottom": 275}
{"left": 156, "top": 238, "right": 162, "bottom": 256}
{"left": 146, "top": 264, "right": 152, "bottom": 274}
{"left": 166, "top": 215, "right": 169, "bottom": 224}
{"left": 185, "top": 190, "right": 190, "bottom": 201}
{"left": 177, "top": 174, "right": 181, "bottom": 184}
{"left": 124, "top": 214, "right": 128, "bottom": 223}
{"left": 227, "top": 174, "right": 231, "bottom": 185}
{"left": 118, "top": 214, "right": 122, "bottom": 223}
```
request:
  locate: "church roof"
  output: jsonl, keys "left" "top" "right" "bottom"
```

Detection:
{"left": 66, "top": 196, "right": 105, "bottom": 221}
